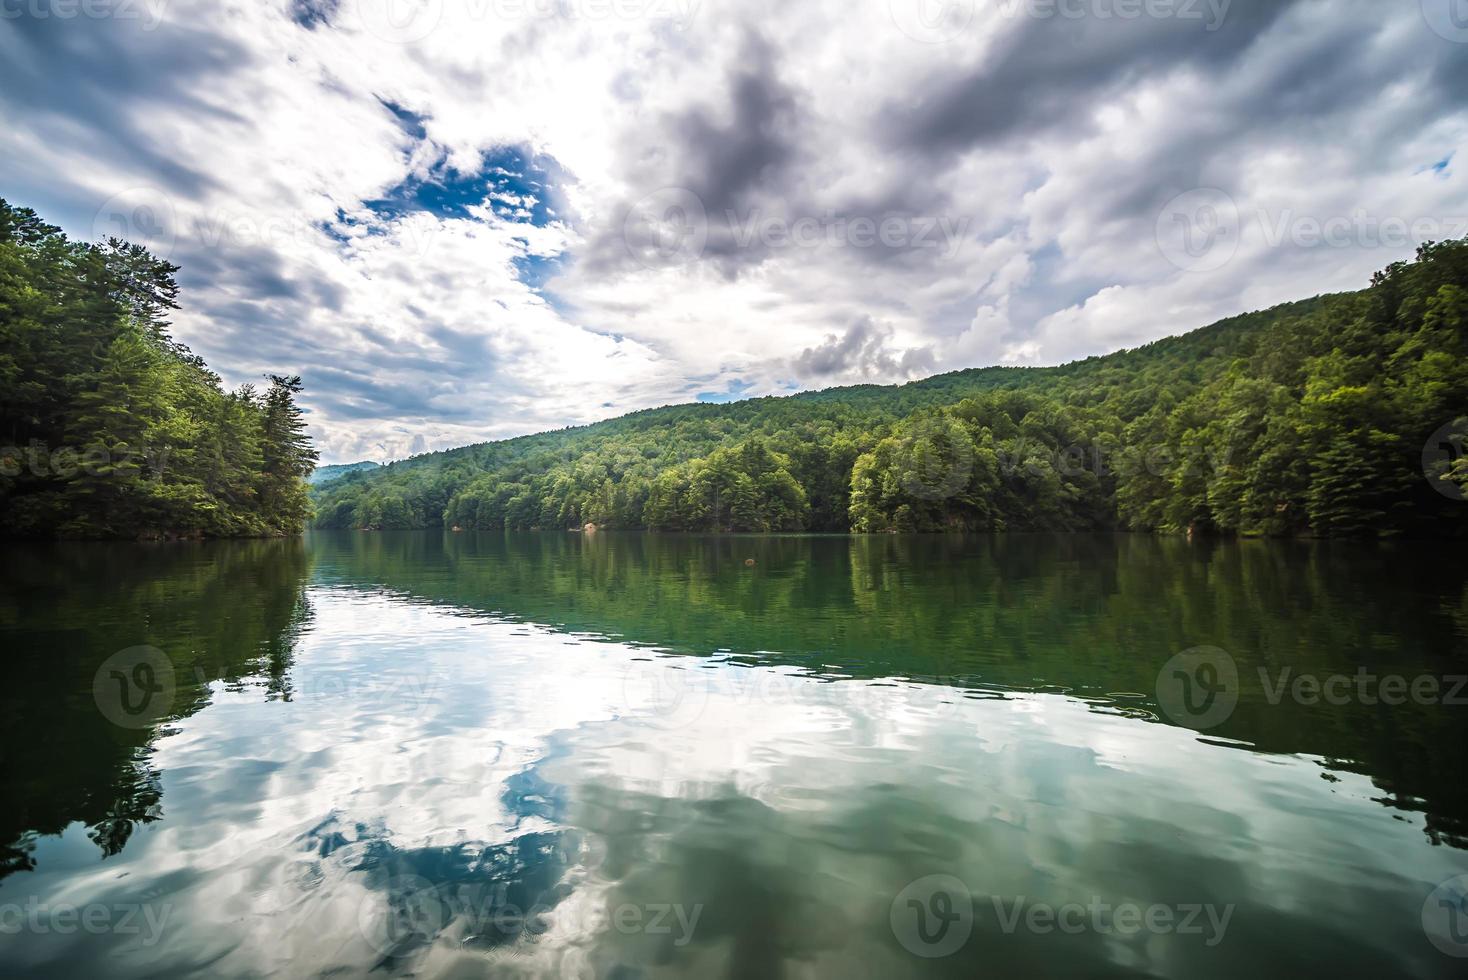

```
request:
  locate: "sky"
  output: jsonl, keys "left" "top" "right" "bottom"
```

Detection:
{"left": 2, "top": 0, "right": 1466, "bottom": 463}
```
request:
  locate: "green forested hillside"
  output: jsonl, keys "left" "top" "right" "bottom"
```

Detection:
{"left": 314, "top": 241, "right": 1468, "bottom": 538}
{"left": 0, "top": 200, "right": 318, "bottom": 538}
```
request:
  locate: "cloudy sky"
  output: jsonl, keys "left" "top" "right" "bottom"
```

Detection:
{"left": 3, "top": 0, "right": 1465, "bottom": 462}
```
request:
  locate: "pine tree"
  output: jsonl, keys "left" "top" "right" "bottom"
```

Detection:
{"left": 258, "top": 375, "right": 318, "bottom": 533}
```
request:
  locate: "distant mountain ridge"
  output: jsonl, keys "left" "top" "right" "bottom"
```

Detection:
{"left": 311, "top": 241, "right": 1468, "bottom": 538}
{"left": 315, "top": 294, "right": 1329, "bottom": 488}
{"left": 308, "top": 461, "right": 380, "bottom": 487}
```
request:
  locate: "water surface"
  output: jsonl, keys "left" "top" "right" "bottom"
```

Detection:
{"left": 2, "top": 531, "right": 1466, "bottom": 977}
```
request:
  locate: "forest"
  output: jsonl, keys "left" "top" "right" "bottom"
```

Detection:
{"left": 0, "top": 200, "right": 318, "bottom": 538}
{"left": 5, "top": 188, "right": 1464, "bottom": 541}
{"left": 315, "top": 239, "right": 1468, "bottom": 538}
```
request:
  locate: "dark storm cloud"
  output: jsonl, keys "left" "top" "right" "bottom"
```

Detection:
{"left": 304, "top": 366, "right": 454, "bottom": 420}
{"left": 792, "top": 316, "right": 936, "bottom": 381}
{"left": 577, "top": 27, "right": 986, "bottom": 284}
{"left": 862, "top": 0, "right": 1468, "bottom": 302}
{"left": 887, "top": 0, "right": 1306, "bottom": 157}
{"left": 672, "top": 36, "right": 798, "bottom": 221}
{"left": 566, "top": 0, "right": 1468, "bottom": 319}
{"left": 577, "top": 31, "right": 805, "bottom": 277}
{"left": 169, "top": 240, "right": 347, "bottom": 381}
{"left": 1221, "top": 13, "right": 1468, "bottom": 150}
{"left": 0, "top": 14, "right": 251, "bottom": 199}
{"left": 177, "top": 242, "right": 301, "bottom": 301}
{"left": 1090, "top": 10, "right": 1468, "bottom": 228}
{"left": 266, "top": 331, "right": 522, "bottom": 426}
{"left": 877, "top": 0, "right": 1467, "bottom": 251}
{"left": 1427, "top": 33, "right": 1468, "bottom": 99}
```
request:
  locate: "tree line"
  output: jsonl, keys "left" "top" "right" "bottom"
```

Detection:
{"left": 0, "top": 200, "right": 317, "bottom": 538}
{"left": 315, "top": 238, "right": 1468, "bottom": 538}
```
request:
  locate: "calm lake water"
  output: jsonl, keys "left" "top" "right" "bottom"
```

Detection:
{"left": 3, "top": 530, "right": 1468, "bottom": 977}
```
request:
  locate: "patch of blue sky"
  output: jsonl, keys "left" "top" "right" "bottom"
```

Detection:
{"left": 696, "top": 380, "right": 755, "bottom": 404}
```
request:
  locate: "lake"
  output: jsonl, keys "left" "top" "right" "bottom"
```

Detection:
{"left": 2, "top": 530, "right": 1467, "bottom": 977}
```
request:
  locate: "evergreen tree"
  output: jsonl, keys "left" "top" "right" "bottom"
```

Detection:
{"left": 258, "top": 375, "right": 318, "bottom": 532}
{"left": 0, "top": 198, "right": 317, "bottom": 539}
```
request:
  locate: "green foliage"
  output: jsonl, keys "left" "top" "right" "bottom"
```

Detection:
{"left": 316, "top": 239, "right": 1468, "bottom": 538}
{"left": 0, "top": 199, "right": 317, "bottom": 539}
